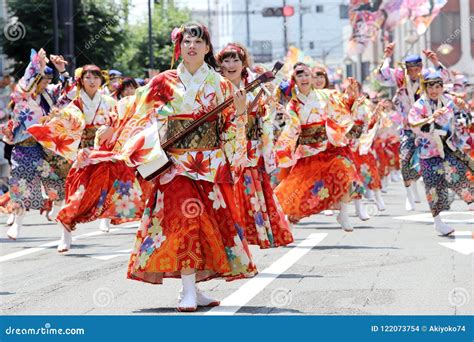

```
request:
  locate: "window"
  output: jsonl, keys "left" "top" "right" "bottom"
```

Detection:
{"left": 252, "top": 41, "right": 273, "bottom": 63}
{"left": 361, "top": 62, "right": 371, "bottom": 81}
{"left": 315, "top": 5, "right": 324, "bottom": 13}
{"left": 430, "top": 12, "right": 461, "bottom": 43}
{"left": 340, "top": 5, "right": 349, "bottom": 19}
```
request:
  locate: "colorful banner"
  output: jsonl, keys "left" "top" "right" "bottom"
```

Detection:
{"left": 405, "top": 0, "right": 448, "bottom": 34}
{"left": 347, "top": 0, "right": 448, "bottom": 55}
{"left": 347, "top": 6, "right": 385, "bottom": 55}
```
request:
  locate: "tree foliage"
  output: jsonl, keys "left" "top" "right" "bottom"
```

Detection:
{"left": 115, "top": 2, "right": 190, "bottom": 77}
{"left": 1, "top": 0, "right": 127, "bottom": 78}
{"left": 1, "top": 0, "right": 190, "bottom": 79}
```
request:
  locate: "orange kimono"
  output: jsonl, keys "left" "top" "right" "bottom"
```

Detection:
{"left": 273, "top": 88, "right": 360, "bottom": 220}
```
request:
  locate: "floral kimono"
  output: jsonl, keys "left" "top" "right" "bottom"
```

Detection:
{"left": 375, "top": 108, "right": 402, "bottom": 175}
{"left": 2, "top": 50, "right": 65, "bottom": 211}
{"left": 349, "top": 97, "right": 382, "bottom": 191}
{"left": 377, "top": 59, "right": 449, "bottom": 185}
{"left": 273, "top": 88, "right": 359, "bottom": 220}
{"left": 123, "top": 63, "right": 256, "bottom": 284}
{"left": 408, "top": 94, "right": 473, "bottom": 216}
{"left": 28, "top": 88, "right": 155, "bottom": 230}
{"left": 231, "top": 78, "right": 293, "bottom": 249}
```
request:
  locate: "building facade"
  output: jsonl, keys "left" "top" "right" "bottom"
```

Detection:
{"left": 177, "top": 0, "right": 350, "bottom": 67}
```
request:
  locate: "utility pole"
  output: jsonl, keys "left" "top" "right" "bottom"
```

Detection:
{"left": 283, "top": 0, "right": 288, "bottom": 54}
{"left": 58, "top": 0, "right": 75, "bottom": 71}
{"left": 299, "top": 0, "right": 303, "bottom": 50}
{"left": 246, "top": 0, "right": 251, "bottom": 47}
{"left": 53, "top": 0, "right": 59, "bottom": 55}
{"left": 148, "top": 0, "right": 154, "bottom": 69}
{"left": 207, "top": 0, "right": 212, "bottom": 33}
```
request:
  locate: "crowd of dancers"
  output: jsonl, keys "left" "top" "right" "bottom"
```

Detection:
{"left": 0, "top": 22, "right": 473, "bottom": 312}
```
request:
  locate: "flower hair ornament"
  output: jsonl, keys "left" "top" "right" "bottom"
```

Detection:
{"left": 170, "top": 25, "right": 185, "bottom": 69}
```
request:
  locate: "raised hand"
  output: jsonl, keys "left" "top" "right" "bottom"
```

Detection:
{"left": 38, "top": 48, "right": 49, "bottom": 74}
{"left": 50, "top": 54, "right": 68, "bottom": 72}
{"left": 233, "top": 88, "right": 247, "bottom": 117}
{"left": 422, "top": 49, "right": 440, "bottom": 67}
{"left": 383, "top": 42, "right": 395, "bottom": 58}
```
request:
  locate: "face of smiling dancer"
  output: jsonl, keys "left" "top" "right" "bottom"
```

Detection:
{"left": 294, "top": 66, "right": 312, "bottom": 96}
{"left": 426, "top": 82, "right": 443, "bottom": 101}
{"left": 181, "top": 34, "right": 209, "bottom": 71}
{"left": 221, "top": 55, "right": 244, "bottom": 86}
{"left": 82, "top": 71, "right": 102, "bottom": 98}
{"left": 312, "top": 72, "right": 327, "bottom": 89}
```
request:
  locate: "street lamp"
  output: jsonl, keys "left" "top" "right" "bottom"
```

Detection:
{"left": 343, "top": 56, "right": 353, "bottom": 65}
{"left": 437, "top": 43, "right": 454, "bottom": 55}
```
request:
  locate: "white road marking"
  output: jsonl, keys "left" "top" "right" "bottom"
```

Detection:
{"left": 393, "top": 211, "right": 474, "bottom": 223}
{"left": 89, "top": 249, "right": 133, "bottom": 260}
{"left": 0, "top": 224, "right": 138, "bottom": 263}
{"left": 439, "top": 231, "right": 474, "bottom": 255}
{"left": 205, "top": 233, "right": 328, "bottom": 315}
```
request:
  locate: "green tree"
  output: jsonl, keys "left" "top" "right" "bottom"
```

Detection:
{"left": 1, "top": 0, "right": 128, "bottom": 78}
{"left": 115, "top": 2, "right": 190, "bottom": 77}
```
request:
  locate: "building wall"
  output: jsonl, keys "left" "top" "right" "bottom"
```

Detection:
{"left": 178, "top": 0, "right": 350, "bottom": 67}
{"left": 354, "top": 0, "right": 473, "bottom": 84}
{"left": 430, "top": 0, "right": 473, "bottom": 80}
{"left": 0, "top": 0, "right": 9, "bottom": 75}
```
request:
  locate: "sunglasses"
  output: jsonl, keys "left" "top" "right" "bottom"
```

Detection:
{"left": 313, "top": 72, "right": 326, "bottom": 77}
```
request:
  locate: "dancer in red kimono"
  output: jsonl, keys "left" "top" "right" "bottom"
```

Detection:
{"left": 274, "top": 63, "right": 361, "bottom": 231}
{"left": 216, "top": 43, "right": 293, "bottom": 248}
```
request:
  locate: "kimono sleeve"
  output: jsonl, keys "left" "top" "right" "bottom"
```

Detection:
{"left": 376, "top": 57, "right": 399, "bottom": 87}
{"left": 274, "top": 98, "right": 301, "bottom": 168}
{"left": 27, "top": 100, "right": 86, "bottom": 161}
{"left": 259, "top": 99, "right": 277, "bottom": 173}
{"left": 220, "top": 80, "right": 248, "bottom": 179}
{"left": 17, "top": 49, "right": 43, "bottom": 95}
{"left": 408, "top": 99, "right": 428, "bottom": 136}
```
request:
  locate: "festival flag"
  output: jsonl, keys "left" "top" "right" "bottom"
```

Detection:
{"left": 405, "top": 0, "right": 447, "bottom": 34}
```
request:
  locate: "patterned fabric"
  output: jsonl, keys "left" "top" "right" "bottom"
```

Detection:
{"left": 373, "top": 137, "right": 390, "bottom": 179}
{"left": 376, "top": 58, "right": 450, "bottom": 130}
{"left": 409, "top": 94, "right": 468, "bottom": 159}
{"left": 274, "top": 146, "right": 359, "bottom": 219}
{"left": 27, "top": 92, "right": 116, "bottom": 162}
{"left": 399, "top": 130, "right": 421, "bottom": 185}
{"left": 56, "top": 160, "right": 148, "bottom": 231}
{"left": 127, "top": 176, "right": 257, "bottom": 284}
{"left": 298, "top": 123, "right": 326, "bottom": 145}
{"left": 9, "top": 145, "right": 65, "bottom": 210}
{"left": 420, "top": 151, "right": 473, "bottom": 217}
{"left": 4, "top": 49, "right": 61, "bottom": 145}
{"left": 274, "top": 88, "right": 354, "bottom": 168}
{"left": 126, "top": 64, "right": 257, "bottom": 285}
{"left": 234, "top": 158, "right": 293, "bottom": 249}
{"left": 79, "top": 127, "right": 99, "bottom": 149}
{"left": 386, "top": 141, "right": 401, "bottom": 171}
{"left": 353, "top": 150, "right": 382, "bottom": 190}
{"left": 1, "top": 50, "right": 66, "bottom": 211}
{"left": 167, "top": 118, "right": 220, "bottom": 149}
{"left": 229, "top": 79, "right": 276, "bottom": 176}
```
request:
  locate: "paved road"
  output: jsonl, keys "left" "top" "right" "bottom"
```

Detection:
{"left": 1, "top": 179, "right": 472, "bottom": 315}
